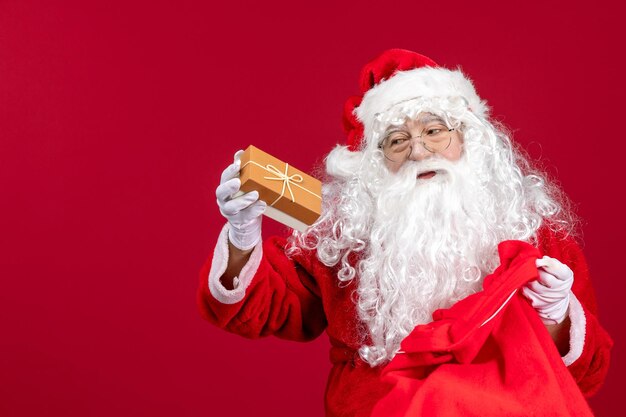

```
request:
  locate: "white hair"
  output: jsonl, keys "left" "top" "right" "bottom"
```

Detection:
{"left": 286, "top": 97, "right": 576, "bottom": 366}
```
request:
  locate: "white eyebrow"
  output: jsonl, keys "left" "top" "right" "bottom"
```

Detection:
{"left": 416, "top": 114, "right": 445, "bottom": 124}
{"left": 383, "top": 114, "right": 446, "bottom": 135}
{"left": 384, "top": 126, "right": 408, "bottom": 134}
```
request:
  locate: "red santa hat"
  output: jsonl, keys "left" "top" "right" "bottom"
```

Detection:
{"left": 343, "top": 49, "right": 488, "bottom": 151}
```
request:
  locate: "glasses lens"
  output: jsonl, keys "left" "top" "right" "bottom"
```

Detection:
{"left": 422, "top": 126, "right": 452, "bottom": 153}
{"left": 382, "top": 132, "right": 412, "bottom": 162}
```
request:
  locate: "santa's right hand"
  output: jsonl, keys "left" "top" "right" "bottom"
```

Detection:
{"left": 215, "top": 150, "right": 266, "bottom": 251}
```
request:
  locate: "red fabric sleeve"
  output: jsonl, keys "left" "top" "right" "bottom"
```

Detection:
{"left": 197, "top": 236, "right": 328, "bottom": 342}
{"left": 537, "top": 228, "right": 613, "bottom": 397}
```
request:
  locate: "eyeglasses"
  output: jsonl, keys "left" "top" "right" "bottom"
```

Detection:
{"left": 378, "top": 124, "right": 455, "bottom": 163}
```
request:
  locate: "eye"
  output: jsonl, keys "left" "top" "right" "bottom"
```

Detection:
{"left": 424, "top": 125, "right": 447, "bottom": 137}
{"left": 385, "top": 132, "right": 410, "bottom": 147}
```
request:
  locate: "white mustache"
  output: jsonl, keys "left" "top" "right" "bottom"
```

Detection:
{"left": 399, "top": 158, "right": 458, "bottom": 178}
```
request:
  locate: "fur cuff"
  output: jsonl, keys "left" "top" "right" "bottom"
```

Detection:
{"left": 207, "top": 223, "right": 263, "bottom": 305}
{"left": 562, "top": 292, "right": 586, "bottom": 366}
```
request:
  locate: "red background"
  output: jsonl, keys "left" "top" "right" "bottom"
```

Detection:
{"left": 1, "top": 1, "right": 624, "bottom": 416}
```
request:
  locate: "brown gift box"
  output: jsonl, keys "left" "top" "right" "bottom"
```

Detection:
{"left": 239, "top": 145, "right": 322, "bottom": 232}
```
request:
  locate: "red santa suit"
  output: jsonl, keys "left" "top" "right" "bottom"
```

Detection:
{"left": 197, "top": 223, "right": 612, "bottom": 416}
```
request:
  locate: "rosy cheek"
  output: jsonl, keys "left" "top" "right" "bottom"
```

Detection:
{"left": 442, "top": 149, "right": 458, "bottom": 161}
{"left": 384, "top": 160, "right": 400, "bottom": 173}
{"left": 450, "top": 143, "right": 463, "bottom": 160}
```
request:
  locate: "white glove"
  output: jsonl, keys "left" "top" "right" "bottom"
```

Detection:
{"left": 522, "top": 255, "right": 574, "bottom": 325}
{"left": 216, "top": 150, "right": 266, "bottom": 251}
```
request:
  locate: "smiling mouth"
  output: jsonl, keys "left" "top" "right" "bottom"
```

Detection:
{"left": 417, "top": 171, "right": 437, "bottom": 179}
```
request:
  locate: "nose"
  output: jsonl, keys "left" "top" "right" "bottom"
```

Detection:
{"left": 407, "top": 139, "right": 432, "bottom": 162}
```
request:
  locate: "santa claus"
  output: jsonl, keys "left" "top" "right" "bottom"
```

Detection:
{"left": 198, "top": 49, "right": 612, "bottom": 416}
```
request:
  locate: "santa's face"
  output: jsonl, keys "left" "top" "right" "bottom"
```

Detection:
{"left": 381, "top": 113, "right": 464, "bottom": 174}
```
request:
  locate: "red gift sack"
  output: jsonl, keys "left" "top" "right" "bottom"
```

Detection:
{"left": 372, "top": 240, "right": 594, "bottom": 417}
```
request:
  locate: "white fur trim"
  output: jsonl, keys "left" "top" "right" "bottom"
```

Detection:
{"left": 208, "top": 223, "right": 263, "bottom": 304}
{"left": 562, "top": 291, "right": 586, "bottom": 366}
{"left": 355, "top": 67, "right": 488, "bottom": 144}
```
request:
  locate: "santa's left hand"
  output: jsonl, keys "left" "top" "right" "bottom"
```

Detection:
{"left": 522, "top": 256, "right": 574, "bottom": 325}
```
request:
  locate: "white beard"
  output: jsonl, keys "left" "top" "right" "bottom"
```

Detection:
{"left": 354, "top": 157, "right": 504, "bottom": 365}
{"left": 287, "top": 126, "right": 572, "bottom": 366}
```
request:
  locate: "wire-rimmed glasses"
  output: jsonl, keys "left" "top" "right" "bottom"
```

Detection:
{"left": 378, "top": 124, "right": 455, "bottom": 163}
